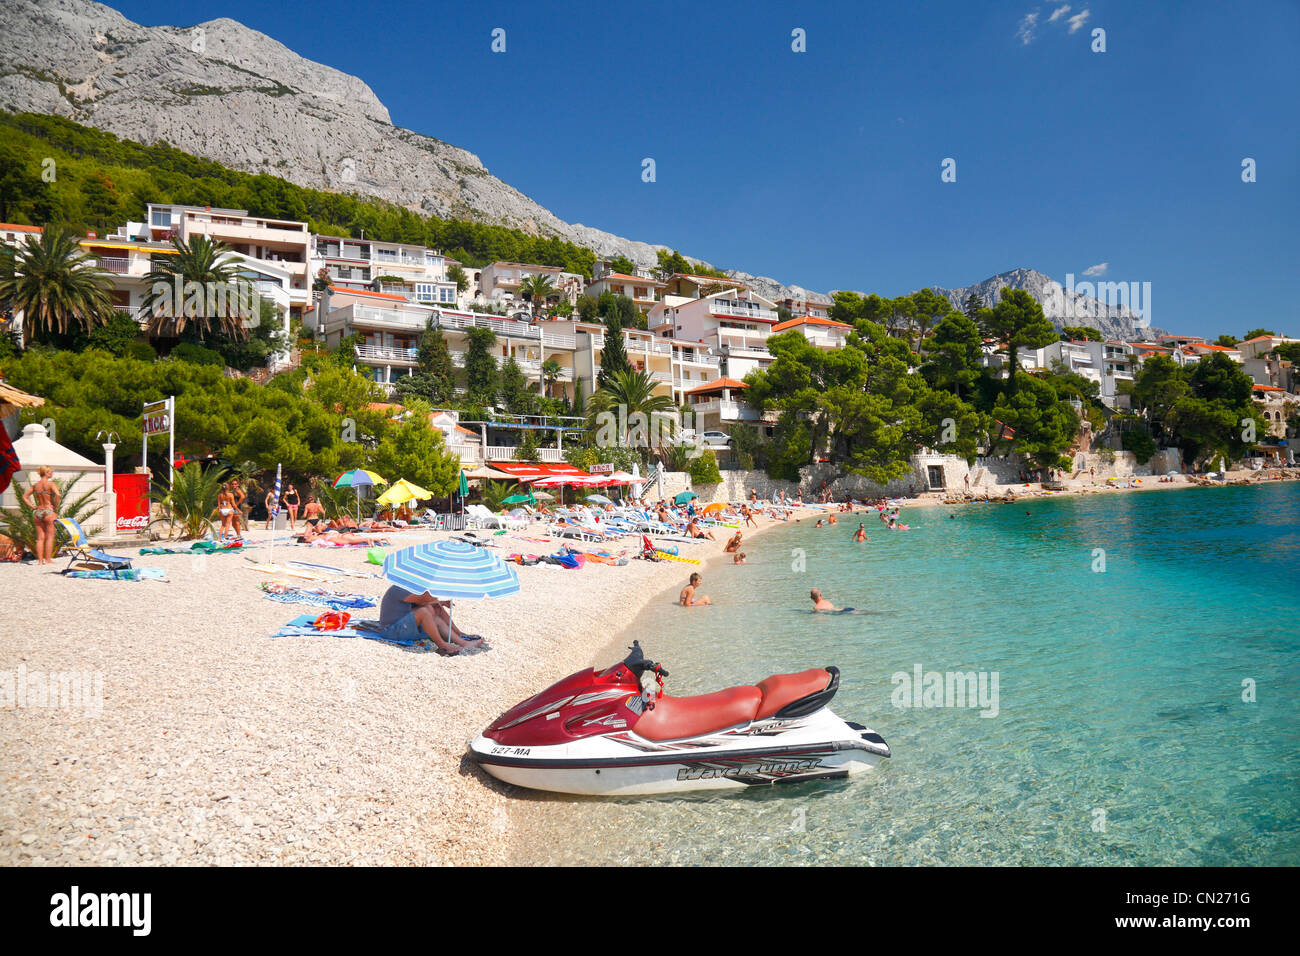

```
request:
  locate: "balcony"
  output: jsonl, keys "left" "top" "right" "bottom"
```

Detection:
{"left": 432, "top": 311, "right": 540, "bottom": 340}
{"left": 350, "top": 304, "right": 432, "bottom": 331}
{"left": 542, "top": 330, "right": 576, "bottom": 349}
{"left": 355, "top": 344, "right": 419, "bottom": 364}
{"left": 94, "top": 256, "right": 131, "bottom": 274}
{"left": 690, "top": 398, "right": 761, "bottom": 421}
{"left": 485, "top": 445, "right": 567, "bottom": 463}
{"left": 711, "top": 302, "right": 778, "bottom": 322}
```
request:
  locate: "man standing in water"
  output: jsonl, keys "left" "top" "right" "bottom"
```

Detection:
{"left": 810, "top": 589, "right": 838, "bottom": 612}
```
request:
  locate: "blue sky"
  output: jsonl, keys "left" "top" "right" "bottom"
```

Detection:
{"left": 105, "top": 0, "right": 1298, "bottom": 337}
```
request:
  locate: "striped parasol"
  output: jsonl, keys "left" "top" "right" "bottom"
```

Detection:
{"left": 267, "top": 463, "right": 282, "bottom": 564}
{"left": 383, "top": 540, "right": 520, "bottom": 600}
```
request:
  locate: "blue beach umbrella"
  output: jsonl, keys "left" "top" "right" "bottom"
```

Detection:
{"left": 383, "top": 540, "right": 520, "bottom": 600}
{"left": 383, "top": 539, "right": 520, "bottom": 640}
{"left": 674, "top": 491, "right": 698, "bottom": 506}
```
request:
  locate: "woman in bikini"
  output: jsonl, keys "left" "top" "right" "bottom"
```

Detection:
{"left": 215, "top": 483, "right": 236, "bottom": 540}
{"left": 23, "top": 466, "right": 62, "bottom": 564}
{"left": 283, "top": 484, "right": 300, "bottom": 530}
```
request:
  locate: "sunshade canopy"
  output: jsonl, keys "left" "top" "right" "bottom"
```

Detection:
{"left": 376, "top": 478, "right": 432, "bottom": 505}
{"left": 383, "top": 540, "right": 520, "bottom": 600}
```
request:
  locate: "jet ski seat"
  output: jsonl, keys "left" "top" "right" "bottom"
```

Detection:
{"left": 635, "top": 686, "right": 762, "bottom": 741}
{"left": 633, "top": 668, "right": 836, "bottom": 741}
{"left": 756, "top": 668, "right": 834, "bottom": 719}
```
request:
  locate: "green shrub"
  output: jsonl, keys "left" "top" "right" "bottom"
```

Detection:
{"left": 1122, "top": 428, "right": 1157, "bottom": 465}
{"left": 125, "top": 341, "right": 156, "bottom": 361}
{"left": 687, "top": 451, "right": 722, "bottom": 484}
{"left": 169, "top": 342, "right": 222, "bottom": 366}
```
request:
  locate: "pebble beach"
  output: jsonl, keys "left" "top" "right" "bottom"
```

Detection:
{"left": 0, "top": 516, "right": 788, "bottom": 866}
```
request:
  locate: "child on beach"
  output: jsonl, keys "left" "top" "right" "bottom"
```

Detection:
{"left": 679, "top": 573, "right": 711, "bottom": 606}
{"left": 732, "top": 551, "right": 747, "bottom": 564}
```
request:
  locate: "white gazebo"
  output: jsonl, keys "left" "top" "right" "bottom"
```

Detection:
{"left": 1, "top": 423, "right": 106, "bottom": 523}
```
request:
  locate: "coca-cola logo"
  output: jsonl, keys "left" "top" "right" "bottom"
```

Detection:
{"left": 117, "top": 515, "right": 150, "bottom": 529}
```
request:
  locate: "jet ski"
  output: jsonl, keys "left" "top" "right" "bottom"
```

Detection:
{"left": 469, "top": 641, "right": 890, "bottom": 795}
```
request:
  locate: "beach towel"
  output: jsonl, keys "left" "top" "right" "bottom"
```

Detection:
{"left": 0, "top": 427, "right": 19, "bottom": 495}
{"left": 258, "top": 581, "right": 377, "bottom": 611}
{"left": 272, "top": 614, "right": 439, "bottom": 650}
{"left": 64, "top": 567, "right": 167, "bottom": 581}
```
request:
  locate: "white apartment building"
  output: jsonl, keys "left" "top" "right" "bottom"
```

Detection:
{"left": 138, "top": 204, "right": 312, "bottom": 318}
{"left": 312, "top": 234, "right": 458, "bottom": 306}
{"left": 474, "top": 262, "right": 584, "bottom": 313}
{"left": 770, "top": 314, "right": 851, "bottom": 348}
{"left": 586, "top": 262, "right": 666, "bottom": 314}
{"left": 650, "top": 287, "right": 781, "bottom": 381}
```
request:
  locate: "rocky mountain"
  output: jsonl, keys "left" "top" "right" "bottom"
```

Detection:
{"left": 0, "top": 0, "right": 678, "bottom": 266}
{"left": 928, "top": 268, "right": 1164, "bottom": 341}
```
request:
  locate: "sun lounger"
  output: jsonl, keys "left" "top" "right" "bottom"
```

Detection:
{"left": 57, "top": 517, "right": 133, "bottom": 573}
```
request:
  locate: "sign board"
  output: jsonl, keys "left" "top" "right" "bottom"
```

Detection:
{"left": 589, "top": 463, "right": 614, "bottom": 474}
{"left": 142, "top": 409, "right": 171, "bottom": 435}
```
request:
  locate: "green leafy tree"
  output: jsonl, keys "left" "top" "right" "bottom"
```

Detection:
{"left": 463, "top": 325, "right": 498, "bottom": 406}
{"left": 981, "top": 288, "right": 1058, "bottom": 390}
{"left": 540, "top": 358, "right": 563, "bottom": 399}
{"left": 447, "top": 264, "right": 469, "bottom": 294}
{"left": 588, "top": 368, "right": 677, "bottom": 459}
{"left": 82, "top": 312, "right": 144, "bottom": 357}
{"left": 369, "top": 418, "right": 461, "bottom": 494}
{"left": 1243, "top": 329, "right": 1275, "bottom": 341}
{"left": 575, "top": 295, "right": 600, "bottom": 322}
{"left": 921, "top": 312, "right": 984, "bottom": 398}
{"left": 1061, "top": 325, "right": 1103, "bottom": 342}
{"left": 415, "top": 321, "right": 456, "bottom": 400}
{"left": 1214, "top": 334, "right": 1240, "bottom": 348}
{"left": 498, "top": 356, "right": 531, "bottom": 413}
{"left": 0, "top": 228, "right": 115, "bottom": 338}
{"left": 1121, "top": 428, "right": 1157, "bottom": 465}
{"left": 989, "top": 372, "right": 1080, "bottom": 471}
{"left": 607, "top": 255, "right": 637, "bottom": 275}
{"left": 151, "top": 461, "right": 224, "bottom": 539}
{"left": 688, "top": 450, "right": 723, "bottom": 484}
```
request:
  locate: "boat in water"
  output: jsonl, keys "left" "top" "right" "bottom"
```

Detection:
{"left": 469, "top": 641, "right": 890, "bottom": 795}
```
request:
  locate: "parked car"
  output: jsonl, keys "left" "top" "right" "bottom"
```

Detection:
{"left": 700, "top": 430, "right": 732, "bottom": 447}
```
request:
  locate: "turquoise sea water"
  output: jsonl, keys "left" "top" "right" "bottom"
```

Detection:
{"left": 511, "top": 483, "right": 1300, "bottom": 865}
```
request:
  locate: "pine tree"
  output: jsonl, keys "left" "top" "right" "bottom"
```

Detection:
{"left": 597, "top": 313, "right": 633, "bottom": 390}
{"left": 417, "top": 321, "right": 456, "bottom": 400}
{"left": 499, "top": 356, "right": 531, "bottom": 413}
{"left": 964, "top": 292, "right": 983, "bottom": 323}
{"left": 464, "top": 325, "right": 499, "bottom": 406}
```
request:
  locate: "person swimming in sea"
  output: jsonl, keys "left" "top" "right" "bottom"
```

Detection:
{"left": 853, "top": 523, "right": 866, "bottom": 542}
{"left": 810, "top": 588, "right": 837, "bottom": 612}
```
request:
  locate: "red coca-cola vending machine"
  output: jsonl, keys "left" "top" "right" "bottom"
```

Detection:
{"left": 113, "top": 473, "right": 151, "bottom": 533}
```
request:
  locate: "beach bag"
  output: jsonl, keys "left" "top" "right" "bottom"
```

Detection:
{"left": 312, "top": 611, "right": 351, "bottom": 631}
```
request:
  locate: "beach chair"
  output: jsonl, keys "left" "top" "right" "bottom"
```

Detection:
{"left": 57, "top": 517, "right": 133, "bottom": 573}
{"left": 466, "top": 504, "right": 506, "bottom": 530}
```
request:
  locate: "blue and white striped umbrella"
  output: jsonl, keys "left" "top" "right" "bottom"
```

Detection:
{"left": 382, "top": 540, "right": 520, "bottom": 600}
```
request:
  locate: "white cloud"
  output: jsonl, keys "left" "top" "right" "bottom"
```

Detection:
{"left": 1083, "top": 262, "right": 1108, "bottom": 277}
{"left": 1068, "top": 9, "right": 1091, "bottom": 33}
{"left": 1015, "top": 11, "right": 1040, "bottom": 45}
{"left": 1048, "top": 5, "right": 1071, "bottom": 23}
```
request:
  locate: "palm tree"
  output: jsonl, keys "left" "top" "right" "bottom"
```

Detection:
{"left": 0, "top": 229, "right": 115, "bottom": 339}
{"left": 517, "top": 274, "right": 556, "bottom": 320}
{"left": 540, "top": 358, "right": 563, "bottom": 398}
{"left": 140, "top": 235, "right": 253, "bottom": 339}
{"left": 588, "top": 368, "right": 679, "bottom": 458}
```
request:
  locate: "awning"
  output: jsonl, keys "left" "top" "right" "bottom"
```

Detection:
{"left": 489, "top": 462, "right": 591, "bottom": 478}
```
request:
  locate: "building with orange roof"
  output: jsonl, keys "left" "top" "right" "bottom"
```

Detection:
{"left": 585, "top": 261, "right": 666, "bottom": 314}
{"left": 771, "top": 314, "right": 851, "bottom": 349}
{"left": 648, "top": 287, "right": 781, "bottom": 381}
{"left": 0, "top": 223, "right": 43, "bottom": 247}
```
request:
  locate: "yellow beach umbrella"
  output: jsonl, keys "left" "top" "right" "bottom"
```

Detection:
{"left": 377, "top": 478, "right": 433, "bottom": 505}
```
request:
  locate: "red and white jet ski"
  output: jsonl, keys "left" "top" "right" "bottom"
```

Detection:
{"left": 469, "top": 642, "right": 890, "bottom": 795}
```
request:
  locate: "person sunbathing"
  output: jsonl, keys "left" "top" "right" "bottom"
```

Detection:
{"left": 297, "top": 524, "right": 385, "bottom": 546}
{"left": 686, "top": 519, "right": 716, "bottom": 541}
{"left": 376, "top": 587, "right": 483, "bottom": 655}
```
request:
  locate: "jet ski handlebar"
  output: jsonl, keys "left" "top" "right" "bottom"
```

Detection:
{"left": 623, "top": 640, "right": 669, "bottom": 680}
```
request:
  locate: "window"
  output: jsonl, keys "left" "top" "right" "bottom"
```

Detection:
{"left": 415, "top": 283, "right": 435, "bottom": 302}
{"left": 150, "top": 209, "right": 171, "bottom": 227}
{"left": 439, "top": 287, "right": 455, "bottom": 303}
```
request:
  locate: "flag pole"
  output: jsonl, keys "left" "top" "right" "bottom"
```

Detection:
{"left": 268, "top": 463, "right": 281, "bottom": 566}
